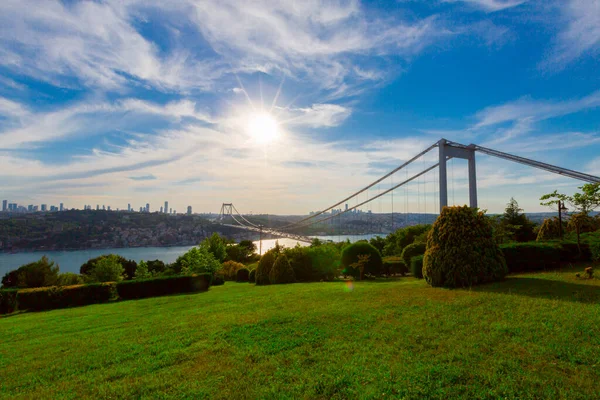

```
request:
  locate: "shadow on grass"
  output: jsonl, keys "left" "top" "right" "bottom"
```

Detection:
{"left": 469, "top": 277, "right": 600, "bottom": 304}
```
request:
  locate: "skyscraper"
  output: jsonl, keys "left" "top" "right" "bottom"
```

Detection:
{"left": 164, "top": 201, "right": 168, "bottom": 214}
{"left": 60, "top": 203, "right": 64, "bottom": 211}
{"left": 28, "top": 205, "right": 33, "bottom": 212}
{"left": 127, "top": 203, "right": 131, "bottom": 212}
{"left": 169, "top": 208, "right": 172, "bottom": 214}
{"left": 160, "top": 206, "right": 163, "bottom": 213}
{"left": 146, "top": 203, "right": 150, "bottom": 213}
{"left": 2, "top": 200, "right": 6, "bottom": 211}
{"left": 187, "top": 206, "right": 192, "bottom": 215}
{"left": 41, "top": 204, "right": 47, "bottom": 212}
{"left": 96, "top": 205, "right": 99, "bottom": 211}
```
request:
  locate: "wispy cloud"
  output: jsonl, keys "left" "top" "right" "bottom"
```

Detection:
{"left": 443, "top": 0, "right": 528, "bottom": 12}
{"left": 542, "top": 0, "right": 600, "bottom": 70}
{"left": 129, "top": 175, "right": 157, "bottom": 181}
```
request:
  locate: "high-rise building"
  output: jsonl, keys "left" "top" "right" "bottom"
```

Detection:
{"left": 2, "top": 200, "right": 6, "bottom": 211}
{"left": 96, "top": 205, "right": 99, "bottom": 211}
{"left": 187, "top": 206, "right": 192, "bottom": 215}
{"left": 127, "top": 203, "right": 131, "bottom": 212}
{"left": 160, "top": 206, "right": 163, "bottom": 213}
{"left": 169, "top": 208, "right": 172, "bottom": 214}
{"left": 164, "top": 201, "right": 168, "bottom": 214}
{"left": 28, "top": 205, "right": 33, "bottom": 212}
{"left": 8, "top": 203, "right": 17, "bottom": 211}
{"left": 107, "top": 206, "right": 111, "bottom": 211}
{"left": 41, "top": 204, "right": 47, "bottom": 212}
{"left": 146, "top": 203, "right": 150, "bottom": 213}
{"left": 345, "top": 203, "right": 348, "bottom": 211}
{"left": 60, "top": 203, "right": 64, "bottom": 211}
{"left": 139, "top": 206, "right": 143, "bottom": 212}
{"left": 33, "top": 205, "right": 38, "bottom": 212}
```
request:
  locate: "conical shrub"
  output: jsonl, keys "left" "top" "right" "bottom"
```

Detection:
{"left": 269, "top": 255, "right": 296, "bottom": 284}
{"left": 255, "top": 250, "right": 277, "bottom": 285}
{"left": 536, "top": 217, "right": 563, "bottom": 241}
{"left": 423, "top": 205, "right": 507, "bottom": 288}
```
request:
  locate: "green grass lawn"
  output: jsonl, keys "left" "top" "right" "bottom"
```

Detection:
{"left": 1, "top": 269, "right": 600, "bottom": 399}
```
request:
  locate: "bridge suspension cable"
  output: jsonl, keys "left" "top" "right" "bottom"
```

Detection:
{"left": 279, "top": 142, "right": 439, "bottom": 230}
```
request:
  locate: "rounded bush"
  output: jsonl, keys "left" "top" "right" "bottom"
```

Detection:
{"left": 249, "top": 269, "right": 256, "bottom": 283}
{"left": 410, "top": 255, "right": 424, "bottom": 279}
{"left": 401, "top": 242, "right": 426, "bottom": 268}
{"left": 341, "top": 242, "right": 383, "bottom": 278}
{"left": 219, "top": 261, "right": 246, "bottom": 281}
{"left": 536, "top": 217, "right": 563, "bottom": 241}
{"left": 236, "top": 268, "right": 250, "bottom": 282}
{"left": 211, "top": 275, "right": 225, "bottom": 286}
{"left": 423, "top": 205, "right": 507, "bottom": 288}
{"left": 269, "top": 255, "right": 296, "bottom": 284}
{"left": 255, "top": 249, "right": 277, "bottom": 285}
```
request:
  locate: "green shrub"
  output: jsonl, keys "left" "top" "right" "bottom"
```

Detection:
{"left": 307, "top": 244, "right": 341, "bottom": 281}
{"left": 249, "top": 269, "right": 256, "bottom": 283}
{"left": 116, "top": 274, "right": 210, "bottom": 300}
{"left": 591, "top": 241, "right": 600, "bottom": 262}
{"left": 269, "top": 255, "right": 296, "bottom": 284}
{"left": 87, "top": 255, "right": 125, "bottom": 283}
{"left": 219, "top": 261, "right": 246, "bottom": 280}
{"left": 256, "top": 249, "right": 279, "bottom": 285}
{"left": 382, "top": 257, "right": 407, "bottom": 276}
{"left": 176, "top": 247, "right": 221, "bottom": 276}
{"left": 80, "top": 255, "right": 137, "bottom": 280}
{"left": 401, "top": 242, "right": 427, "bottom": 268}
{"left": 0, "top": 289, "right": 18, "bottom": 314}
{"left": 499, "top": 242, "right": 562, "bottom": 273}
{"left": 57, "top": 273, "right": 84, "bottom": 286}
{"left": 236, "top": 268, "right": 250, "bottom": 282}
{"left": 1, "top": 256, "right": 59, "bottom": 289}
{"left": 536, "top": 218, "right": 563, "bottom": 241}
{"left": 284, "top": 245, "right": 313, "bottom": 282}
{"left": 16, "top": 283, "right": 116, "bottom": 311}
{"left": 410, "top": 255, "right": 424, "bottom": 279}
{"left": 383, "top": 224, "right": 431, "bottom": 256}
{"left": 424, "top": 206, "right": 507, "bottom": 288}
{"left": 341, "top": 242, "right": 383, "bottom": 278}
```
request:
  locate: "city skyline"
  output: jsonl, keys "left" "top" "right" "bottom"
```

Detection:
{"left": 0, "top": 1, "right": 598, "bottom": 214}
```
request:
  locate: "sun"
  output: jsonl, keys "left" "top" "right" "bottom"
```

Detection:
{"left": 246, "top": 112, "right": 279, "bottom": 144}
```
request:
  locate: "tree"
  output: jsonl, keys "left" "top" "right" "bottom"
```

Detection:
{"left": 88, "top": 255, "right": 125, "bottom": 282}
{"left": 341, "top": 242, "right": 383, "bottom": 278}
{"left": 1, "top": 256, "right": 60, "bottom": 288}
{"left": 80, "top": 255, "right": 137, "bottom": 279}
{"left": 255, "top": 246, "right": 281, "bottom": 285}
{"left": 201, "top": 233, "right": 228, "bottom": 262}
{"left": 176, "top": 246, "right": 221, "bottom": 276}
{"left": 500, "top": 198, "right": 536, "bottom": 242}
{"left": 369, "top": 236, "right": 386, "bottom": 254}
{"left": 541, "top": 183, "right": 600, "bottom": 214}
{"left": 135, "top": 260, "right": 152, "bottom": 279}
{"left": 541, "top": 183, "right": 600, "bottom": 247}
{"left": 350, "top": 254, "right": 371, "bottom": 281}
{"left": 57, "top": 273, "right": 84, "bottom": 286}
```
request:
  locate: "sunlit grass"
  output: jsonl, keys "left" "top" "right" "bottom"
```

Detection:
{"left": 1, "top": 268, "right": 600, "bottom": 399}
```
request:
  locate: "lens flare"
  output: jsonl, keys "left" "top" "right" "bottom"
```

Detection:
{"left": 344, "top": 280, "right": 354, "bottom": 292}
{"left": 246, "top": 112, "right": 279, "bottom": 144}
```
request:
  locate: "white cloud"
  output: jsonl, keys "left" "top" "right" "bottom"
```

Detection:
{"left": 281, "top": 104, "right": 352, "bottom": 128}
{"left": 443, "top": 0, "right": 527, "bottom": 12}
{"left": 543, "top": 0, "right": 600, "bottom": 69}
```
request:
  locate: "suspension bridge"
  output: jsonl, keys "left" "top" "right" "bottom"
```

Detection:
{"left": 217, "top": 138, "right": 600, "bottom": 243}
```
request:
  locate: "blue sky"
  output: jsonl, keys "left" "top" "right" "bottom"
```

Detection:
{"left": 0, "top": 0, "right": 598, "bottom": 214}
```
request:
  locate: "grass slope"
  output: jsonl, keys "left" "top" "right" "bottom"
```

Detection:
{"left": 1, "top": 270, "right": 600, "bottom": 399}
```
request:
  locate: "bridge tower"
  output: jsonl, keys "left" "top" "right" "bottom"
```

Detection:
{"left": 219, "top": 203, "right": 233, "bottom": 221}
{"left": 438, "top": 139, "right": 477, "bottom": 212}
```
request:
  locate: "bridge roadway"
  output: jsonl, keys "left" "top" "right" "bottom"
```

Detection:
{"left": 220, "top": 224, "right": 313, "bottom": 243}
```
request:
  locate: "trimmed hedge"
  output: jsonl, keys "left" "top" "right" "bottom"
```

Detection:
{"left": 17, "top": 283, "right": 116, "bottom": 311}
{"left": 211, "top": 275, "right": 225, "bottom": 286}
{"left": 236, "top": 268, "right": 250, "bottom": 282}
{"left": 249, "top": 269, "right": 256, "bottom": 283}
{"left": 341, "top": 242, "right": 383, "bottom": 278}
{"left": 401, "top": 242, "right": 426, "bottom": 268}
{"left": 383, "top": 258, "right": 407, "bottom": 276}
{"left": 0, "top": 289, "right": 18, "bottom": 314}
{"left": 116, "top": 274, "right": 211, "bottom": 300}
{"left": 410, "top": 255, "right": 424, "bottom": 279}
{"left": 500, "top": 242, "right": 595, "bottom": 273}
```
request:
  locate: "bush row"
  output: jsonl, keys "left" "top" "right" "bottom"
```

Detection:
{"left": 499, "top": 241, "right": 594, "bottom": 273}
{"left": 0, "top": 274, "right": 212, "bottom": 315}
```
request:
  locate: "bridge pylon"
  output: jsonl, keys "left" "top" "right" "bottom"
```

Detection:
{"left": 438, "top": 139, "right": 477, "bottom": 212}
{"left": 219, "top": 203, "right": 233, "bottom": 221}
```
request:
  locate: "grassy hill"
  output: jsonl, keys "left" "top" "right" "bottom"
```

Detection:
{"left": 1, "top": 269, "right": 600, "bottom": 399}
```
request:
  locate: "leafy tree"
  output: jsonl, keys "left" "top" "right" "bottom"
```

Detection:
{"left": 201, "top": 233, "right": 228, "bottom": 262}
{"left": 176, "top": 246, "right": 221, "bottom": 276}
{"left": 1, "top": 256, "right": 60, "bottom": 288}
{"left": 541, "top": 184, "right": 600, "bottom": 247}
{"left": 382, "top": 225, "right": 431, "bottom": 256}
{"left": 219, "top": 261, "right": 246, "bottom": 280}
{"left": 369, "top": 236, "right": 386, "bottom": 254}
{"left": 500, "top": 198, "right": 536, "bottom": 242}
{"left": 88, "top": 255, "right": 125, "bottom": 283}
{"left": 135, "top": 260, "right": 152, "bottom": 279}
{"left": 225, "top": 240, "right": 257, "bottom": 263}
{"left": 310, "top": 238, "right": 324, "bottom": 247}
{"left": 56, "top": 272, "right": 84, "bottom": 286}
{"left": 80, "top": 255, "right": 137, "bottom": 279}
{"left": 567, "top": 212, "right": 597, "bottom": 251}
{"left": 146, "top": 260, "right": 166, "bottom": 275}
{"left": 350, "top": 254, "right": 371, "bottom": 281}
{"left": 306, "top": 244, "right": 341, "bottom": 281}
{"left": 255, "top": 246, "right": 282, "bottom": 285}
